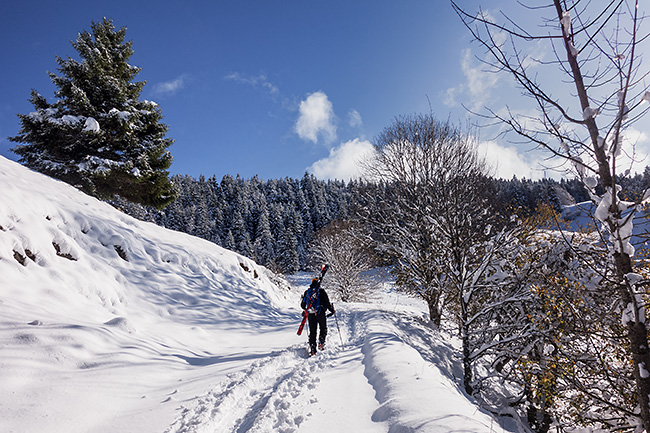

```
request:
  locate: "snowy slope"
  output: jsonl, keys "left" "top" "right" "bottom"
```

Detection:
{"left": 561, "top": 201, "right": 650, "bottom": 251}
{"left": 0, "top": 156, "right": 511, "bottom": 433}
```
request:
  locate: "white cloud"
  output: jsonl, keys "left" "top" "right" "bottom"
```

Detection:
{"left": 152, "top": 75, "right": 188, "bottom": 96}
{"left": 445, "top": 48, "right": 500, "bottom": 110}
{"left": 478, "top": 140, "right": 544, "bottom": 180}
{"left": 348, "top": 109, "right": 363, "bottom": 128}
{"left": 225, "top": 72, "right": 279, "bottom": 98}
{"left": 444, "top": 86, "right": 460, "bottom": 108}
{"left": 294, "top": 91, "right": 337, "bottom": 144}
{"left": 308, "top": 138, "right": 375, "bottom": 180}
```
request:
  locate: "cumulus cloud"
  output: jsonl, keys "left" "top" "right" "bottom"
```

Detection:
{"left": 348, "top": 109, "right": 363, "bottom": 128}
{"left": 225, "top": 72, "right": 279, "bottom": 98}
{"left": 152, "top": 75, "right": 188, "bottom": 97}
{"left": 478, "top": 140, "right": 543, "bottom": 180}
{"left": 294, "top": 91, "right": 337, "bottom": 144}
{"left": 308, "top": 138, "right": 375, "bottom": 180}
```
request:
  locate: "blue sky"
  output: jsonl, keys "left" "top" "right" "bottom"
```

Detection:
{"left": 1, "top": 1, "right": 648, "bottom": 182}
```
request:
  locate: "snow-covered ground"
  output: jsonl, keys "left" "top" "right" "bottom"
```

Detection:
{"left": 561, "top": 201, "right": 650, "bottom": 253}
{"left": 0, "top": 156, "right": 512, "bottom": 433}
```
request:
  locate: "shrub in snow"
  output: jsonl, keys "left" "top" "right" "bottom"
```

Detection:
{"left": 310, "top": 219, "right": 375, "bottom": 302}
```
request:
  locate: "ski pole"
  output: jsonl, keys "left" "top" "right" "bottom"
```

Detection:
{"left": 332, "top": 304, "right": 344, "bottom": 346}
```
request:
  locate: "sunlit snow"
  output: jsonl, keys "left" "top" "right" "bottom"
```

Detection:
{"left": 0, "top": 156, "right": 512, "bottom": 433}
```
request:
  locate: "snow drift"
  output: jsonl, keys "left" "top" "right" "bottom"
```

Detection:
{"left": 0, "top": 156, "right": 296, "bottom": 432}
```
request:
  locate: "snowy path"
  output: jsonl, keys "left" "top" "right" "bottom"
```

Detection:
{"left": 165, "top": 309, "right": 386, "bottom": 433}
{"left": 165, "top": 303, "right": 507, "bottom": 433}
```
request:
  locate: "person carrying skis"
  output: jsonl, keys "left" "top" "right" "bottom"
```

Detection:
{"left": 301, "top": 276, "right": 335, "bottom": 356}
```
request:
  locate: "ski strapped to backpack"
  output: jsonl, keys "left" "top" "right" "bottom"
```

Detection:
{"left": 297, "top": 264, "right": 329, "bottom": 336}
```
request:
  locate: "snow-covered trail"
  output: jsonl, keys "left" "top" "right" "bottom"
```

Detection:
{"left": 165, "top": 299, "right": 509, "bottom": 433}
{"left": 165, "top": 308, "right": 385, "bottom": 433}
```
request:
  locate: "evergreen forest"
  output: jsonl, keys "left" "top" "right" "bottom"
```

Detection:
{"left": 112, "top": 168, "right": 650, "bottom": 273}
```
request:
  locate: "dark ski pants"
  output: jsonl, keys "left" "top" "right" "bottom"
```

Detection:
{"left": 307, "top": 311, "right": 327, "bottom": 350}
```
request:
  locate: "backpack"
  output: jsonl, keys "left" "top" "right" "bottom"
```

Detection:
{"left": 304, "top": 286, "right": 321, "bottom": 314}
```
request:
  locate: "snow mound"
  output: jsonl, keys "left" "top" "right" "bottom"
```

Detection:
{"left": 561, "top": 201, "right": 650, "bottom": 252}
{"left": 0, "top": 156, "right": 288, "bottom": 326}
{"left": 103, "top": 316, "right": 135, "bottom": 333}
{"left": 0, "top": 156, "right": 295, "bottom": 432}
{"left": 362, "top": 310, "right": 498, "bottom": 432}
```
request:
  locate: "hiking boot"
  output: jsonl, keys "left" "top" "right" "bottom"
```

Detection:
{"left": 318, "top": 342, "right": 325, "bottom": 351}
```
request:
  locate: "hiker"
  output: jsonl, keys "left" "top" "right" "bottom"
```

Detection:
{"left": 301, "top": 276, "right": 335, "bottom": 356}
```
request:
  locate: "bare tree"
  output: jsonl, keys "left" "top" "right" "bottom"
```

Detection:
{"left": 362, "top": 115, "right": 503, "bottom": 336}
{"left": 311, "top": 220, "right": 374, "bottom": 302}
{"left": 452, "top": 0, "right": 650, "bottom": 429}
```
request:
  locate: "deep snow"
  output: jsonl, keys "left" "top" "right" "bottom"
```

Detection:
{"left": 0, "top": 156, "right": 511, "bottom": 433}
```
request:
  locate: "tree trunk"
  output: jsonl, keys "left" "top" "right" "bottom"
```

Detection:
{"left": 617, "top": 253, "right": 650, "bottom": 431}
{"left": 627, "top": 319, "right": 650, "bottom": 429}
{"left": 461, "top": 320, "right": 473, "bottom": 395}
{"left": 551, "top": 0, "right": 650, "bottom": 427}
{"left": 427, "top": 295, "right": 441, "bottom": 328}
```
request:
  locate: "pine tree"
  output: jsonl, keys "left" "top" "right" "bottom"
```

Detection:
{"left": 231, "top": 210, "right": 253, "bottom": 257}
{"left": 9, "top": 18, "right": 177, "bottom": 208}
{"left": 253, "top": 208, "right": 275, "bottom": 266}
{"left": 285, "top": 205, "right": 305, "bottom": 267}
{"left": 277, "top": 229, "right": 299, "bottom": 274}
{"left": 223, "top": 230, "right": 236, "bottom": 251}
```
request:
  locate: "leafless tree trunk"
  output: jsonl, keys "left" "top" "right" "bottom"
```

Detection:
{"left": 452, "top": 0, "right": 650, "bottom": 429}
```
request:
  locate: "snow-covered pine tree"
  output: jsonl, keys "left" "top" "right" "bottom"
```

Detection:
{"left": 223, "top": 230, "right": 236, "bottom": 252}
{"left": 277, "top": 228, "right": 299, "bottom": 274}
{"left": 231, "top": 210, "right": 253, "bottom": 257}
{"left": 250, "top": 206, "right": 271, "bottom": 264}
{"left": 9, "top": 18, "right": 176, "bottom": 209}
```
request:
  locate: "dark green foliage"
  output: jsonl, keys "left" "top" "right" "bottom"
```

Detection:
{"left": 9, "top": 18, "right": 177, "bottom": 209}
{"left": 112, "top": 173, "right": 357, "bottom": 271}
{"left": 111, "top": 168, "right": 650, "bottom": 273}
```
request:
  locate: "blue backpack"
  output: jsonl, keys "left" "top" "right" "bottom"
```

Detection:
{"left": 304, "top": 286, "right": 321, "bottom": 313}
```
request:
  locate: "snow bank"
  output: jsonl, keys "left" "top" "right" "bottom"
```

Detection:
{"left": 361, "top": 310, "right": 504, "bottom": 433}
{"left": 561, "top": 201, "right": 650, "bottom": 253}
{"left": 0, "top": 156, "right": 296, "bottom": 433}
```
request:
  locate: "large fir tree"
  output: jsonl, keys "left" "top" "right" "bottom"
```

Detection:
{"left": 9, "top": 18, "right": 177, "bottom": 208}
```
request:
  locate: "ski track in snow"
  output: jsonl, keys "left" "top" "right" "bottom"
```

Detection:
{"left": 166, "top": 343, "right": 336, "bottom": 433}
{"left": 165, "top": 303, "right": 382, "bottom": 433}
{"left": 165, "top": 303, "right": 505, "bottom": 433}
{"left": 163, "top": 273, "right": 380, "bottom": 433}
